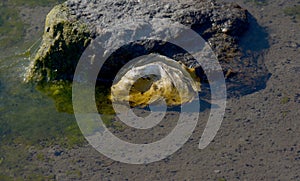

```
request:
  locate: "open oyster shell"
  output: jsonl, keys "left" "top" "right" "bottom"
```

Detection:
{"left": 110, "top": 54, "right": 201, "bottom": 107}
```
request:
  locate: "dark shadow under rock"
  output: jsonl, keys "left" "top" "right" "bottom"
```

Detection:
{"left": 224, "top": 12, "right": 271, "bottom": 97}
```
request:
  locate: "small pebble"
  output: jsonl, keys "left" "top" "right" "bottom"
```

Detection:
{"left": 214, "top": 170, "right": 221, "bottom": 173}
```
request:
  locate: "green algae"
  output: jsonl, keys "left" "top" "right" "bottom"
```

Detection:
{"left": 26, "top": 4, "right": 92, "bottom": 83}
{"left": 37, "top": 81, "right": 74, "bottom": 114}
{"left": 284, "top": 5, "right": 300, "bottom": 19}
{"left": 280, "top": 96, "right": 290, "bottom": 104}
{"left": 64, "top": 123, "right": 87, "bottom": 147}
{"left": 0, "top": 5, "right": 93, "bottom": 149}
{"left": 0, "top": 0, "right": 94, "bottom": 178}
{"left": 36, "top": 81, "right": 116, "bottom": 115}
{"left": 36, "top": 80, "right": 121, "bottom": 137}
{"left": 24, "top": 3, "right": 114, "bottom": 135}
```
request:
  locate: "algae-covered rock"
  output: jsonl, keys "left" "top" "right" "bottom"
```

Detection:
{"left": 26, "top": 3, "right": 92, "bottom": 82}
{"left": 26, "top": 0, "right": 270, "bottom": 111}
{"left": 26, "top": 0, "right": 249, "bottom": 84}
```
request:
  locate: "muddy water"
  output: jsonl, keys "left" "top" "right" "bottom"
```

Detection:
{"left": 0, "top": 1, "right": 84, "bottom": 179}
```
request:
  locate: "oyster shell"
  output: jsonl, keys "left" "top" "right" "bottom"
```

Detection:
{"left": 110, "top": 54, "right": 201, "bottom": 107}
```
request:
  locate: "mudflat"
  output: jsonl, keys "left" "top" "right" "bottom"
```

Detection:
{"left": 0, "top": 0, "right": 299, "bottom": 180}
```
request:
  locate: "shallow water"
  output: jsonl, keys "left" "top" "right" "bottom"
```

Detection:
{"left": 0, "top": 2, "right": 86, "bottom": 178}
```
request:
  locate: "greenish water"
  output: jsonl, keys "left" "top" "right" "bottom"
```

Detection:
{"left": 0, "top": 0, "right": 125, "bottom": 164}
{"left": 0, "top": 1, "right": 85, "bottom": 178}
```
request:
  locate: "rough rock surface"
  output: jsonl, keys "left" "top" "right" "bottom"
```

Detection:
{"left": 26, "top": 0, "right": 270, "bottom": 97}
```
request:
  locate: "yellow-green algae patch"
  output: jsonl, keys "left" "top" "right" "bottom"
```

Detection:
{"left": 36, "top": 81, "right": 118, "bottom": 130}
{"left": 36, "top": 81, "right": 74, "bottom": 114}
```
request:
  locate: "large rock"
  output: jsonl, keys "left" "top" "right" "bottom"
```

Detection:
{"left": 26, "top": 0, "right": 248, "bottom": 82}
{"left": 26, "top": 0, "right": 270, "bottom": 106}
